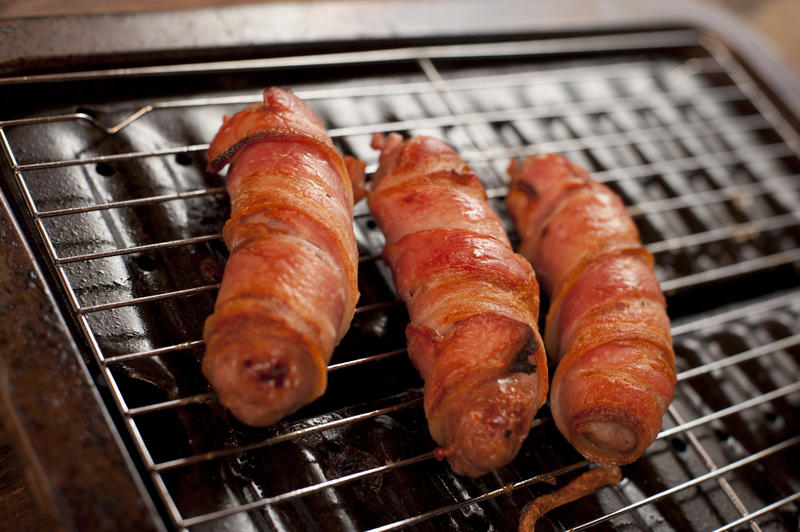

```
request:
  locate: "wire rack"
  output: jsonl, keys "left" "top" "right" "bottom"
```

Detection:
{"left": 1, "top": 29, "right": 799, "bottom": 531}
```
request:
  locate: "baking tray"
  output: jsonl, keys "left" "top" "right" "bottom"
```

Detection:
{"left": 0, "top": 1, "right": 799, "bottom": 530}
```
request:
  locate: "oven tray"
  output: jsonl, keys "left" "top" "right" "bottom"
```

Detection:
{"left": 0, "top": 1, "right": 799, "bottom": 530}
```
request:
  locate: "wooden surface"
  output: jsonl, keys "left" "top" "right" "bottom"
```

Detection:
{"left": 0, "top": 0, "right": 797, "bottom": 530}
{"left": 704, "top": 0, "right": 800, "bottom": 77}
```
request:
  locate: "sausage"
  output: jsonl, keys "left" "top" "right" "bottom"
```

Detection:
{"left": 202, "top": 87, "right": 363, "bottom": 426}
{"left": 368, "top": 133, "right": 548, "bottom": 476}
{"left": 505, "top": 153, "right": 675, "bottom": 465}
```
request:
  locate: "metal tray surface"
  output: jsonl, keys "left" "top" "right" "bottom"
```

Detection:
{"left": 0, "top": 2, "right": 799, "bottom": 531}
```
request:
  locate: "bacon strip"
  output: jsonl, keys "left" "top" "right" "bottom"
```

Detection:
{"left": 202, "top": 88, "right": 362, "bottom": 426}
{"left": 518, "top": 466, "right": 622, "bottom": 532}
{"left": 506, "top": 154, "right": 675, "bottom": 465}
{"left": 368, "top": 133, "right": 548, "bottom": 476}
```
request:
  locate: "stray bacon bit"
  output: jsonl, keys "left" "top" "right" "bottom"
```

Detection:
{"left": 199, "top": 257, "right": 224, "bottom": 283}
{"left": 518, "top": 466, "right": 622, "bottom": 532}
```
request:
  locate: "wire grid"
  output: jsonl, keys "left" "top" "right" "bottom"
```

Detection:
{"left": 1, "top": 30, "right": 799, "bottom": 531}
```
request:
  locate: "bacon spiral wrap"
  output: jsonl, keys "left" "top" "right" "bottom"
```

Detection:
{"left": 506, "top": 154, "right": 675, "bottom": 465}
{"left": 368, "top": 133, "right": 548, "bottom": 476}
{"left": 202, "top": 88, "right": 363, "bottom": 427}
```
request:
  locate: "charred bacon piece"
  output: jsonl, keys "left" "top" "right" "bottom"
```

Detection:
{"left": 518, "top": 466, "right": 621, "bottom": 532}
{"left": 506, "top": 153, "right": 675, "bottom": 466}
{"left": 368, "top": 133, "right": 548, "bottom": 476}
{"left": 203, "top": 88, "right": 363, "bottom": 426}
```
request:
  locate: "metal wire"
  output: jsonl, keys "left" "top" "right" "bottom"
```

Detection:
{"left": 1, "top": 29, "right": 798, "bottom": 532}
{"left": 713, "top": 492, "right": 800, "bottom": 532}
{"left": 0, "top": 29, "right": 701, "bottom": 86}
{"left": 569, "top": 435, "right": 800, "bottom": 531}
{"left": 131, "top": 291, "right": 800, "bottom": 529}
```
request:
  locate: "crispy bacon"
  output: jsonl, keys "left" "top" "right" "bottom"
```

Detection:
{"left": 202, "top": 88, "right": 361, "bottom": 426}
{"left": 368, "top": 133, "right": 548, "bottom": 476}
{"left": 518, "top": 466, "right": 622, "bottom": 532}
{"left": 506, "top": 154, "right": 675, "bottom": 466}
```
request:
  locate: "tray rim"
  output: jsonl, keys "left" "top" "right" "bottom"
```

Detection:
{"left": 1, "top": 0, "right": 797, "bottom": 121}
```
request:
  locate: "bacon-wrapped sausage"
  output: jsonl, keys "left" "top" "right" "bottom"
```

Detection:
{"left": 506, "top": 154, "right": 675, "bottom": 466}
{"left": 202, "top": 88, "right": 364, "bottom": 427}
{"left": 368, "top": 133, "right": 548, "bottom": 476}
